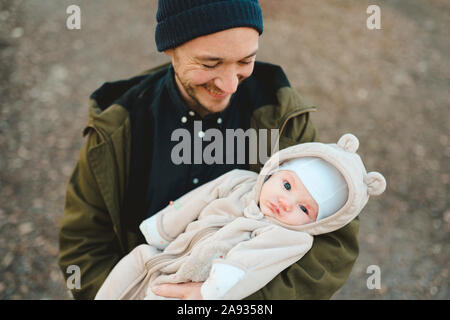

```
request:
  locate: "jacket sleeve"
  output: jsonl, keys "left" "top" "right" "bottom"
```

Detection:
{"left": 244, "top": 219, "right": 359, "bottom": 299}
{"left": 139, "top": 169, "right": 256, "bottom": 250}
{"left": 201, "top": 224, "right": 313, "bottom": 300}
{"left": 58, "top": 131, "right": 122, "bottom": 300}
{"left": 246, "top": 107, "right": 360, "bottom": 300}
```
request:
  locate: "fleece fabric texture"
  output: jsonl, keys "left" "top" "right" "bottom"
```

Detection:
{"left": 95, "top": 134, "right": 385, "bottom": 300}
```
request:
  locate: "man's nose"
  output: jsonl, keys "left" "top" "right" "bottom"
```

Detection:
{"left": 214, "top": 68, "right": 239, "bottom": 94}
{"left": 278, "top": 197, "right": 293, "bottom": 213}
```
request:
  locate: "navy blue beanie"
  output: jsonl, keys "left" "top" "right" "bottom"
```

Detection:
{"left": 155, "top": 0, "right": 263, "bottom": 52}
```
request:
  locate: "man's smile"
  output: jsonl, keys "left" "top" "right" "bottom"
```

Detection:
{"left": 201, "top": 83, "right": 228, "bottom": 99}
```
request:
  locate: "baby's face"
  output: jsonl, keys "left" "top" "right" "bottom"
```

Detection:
{"left": 259, "top": 170, "right": 319, "bottom": 226}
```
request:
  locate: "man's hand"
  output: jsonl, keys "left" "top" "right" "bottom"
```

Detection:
{"left": 152, "top": 282, "right": 204, "bottom": 300}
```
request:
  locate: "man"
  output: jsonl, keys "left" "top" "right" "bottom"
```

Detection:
{"left": 58, "top": 0, "right": 359, "bottom": 300}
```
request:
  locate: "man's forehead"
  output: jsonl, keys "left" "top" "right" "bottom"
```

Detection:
{"left": 177, "top": 27, "right": 259, "bottom": 61}
{"left": 194, "top": 49, "right": 258, "bottom": 62}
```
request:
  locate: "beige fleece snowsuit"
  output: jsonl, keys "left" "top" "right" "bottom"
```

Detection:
{"left": 95, "top": 133, "right": 386, "bottom": 300}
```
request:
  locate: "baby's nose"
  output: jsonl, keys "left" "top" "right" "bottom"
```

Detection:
{"left": 278, "top": 197, "right": 293, "bottom": 213}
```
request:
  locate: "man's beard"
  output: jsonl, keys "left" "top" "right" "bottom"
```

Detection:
{"left": 175, "top": 72, "right": 218, "bottom": 115}
{"left": 174, "top": 71, "right": 244, "bottom": 116}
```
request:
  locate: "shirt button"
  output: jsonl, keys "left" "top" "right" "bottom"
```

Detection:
{"left": 217, "top": 117, "right": 222, "bottom": 124}
{"left": 198, "top": 131, "right": 205, "bottom": 138}
{"left": 192, "top": 178, "right": 199, "bottom": 185}
{"left": 181, "top": 116, "right": 187, "bottom": 123}
{"left": 188, "top": 111, "right": 195, "bottom": 116}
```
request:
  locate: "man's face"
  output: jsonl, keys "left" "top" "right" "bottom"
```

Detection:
{"left": 259, "top": 170, "right": 319, "bottom": 226}
{"left": 165, "top": 27, "right": 259, "bottom": 117}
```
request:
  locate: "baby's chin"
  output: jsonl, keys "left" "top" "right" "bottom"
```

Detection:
{"left": 258, "top": 201, "right": 273, "bottom": 218}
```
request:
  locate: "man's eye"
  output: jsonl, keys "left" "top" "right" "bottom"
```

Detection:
{"left": 239, "top": 61, "right": 252, "bottom": 65}
{"left": 300, "top": 205, "right": 308, "bottom": 214}
{"left": 283, "top": 182, "right": 291, "bottom": 190}
{"left": 202, "top": 64, "right": 218, "bottom": 69}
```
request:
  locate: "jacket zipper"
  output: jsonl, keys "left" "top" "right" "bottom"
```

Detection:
{"left": 144, "top": 226, "right": 218, "bottom": 274}
{"left": 120, "top": 226, "right": 219, "bottom": 299}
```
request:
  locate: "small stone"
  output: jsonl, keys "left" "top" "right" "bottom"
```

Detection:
{"left": 432, "top": 219, "right": 442, "bottom": 229}
{"left": 417, "top": 61, "right": 427, "bottom": 73}
{"left": 19, "top": 285, "right": 29, "bottom": 295}
{"left": 431, "top": 244, "right": 442, "bottom": 255}
{"left": 62, "top": 164, "right": 74, "bottom": 176}
{"left": 439, "top": 135, "right": 448, "bottom": 146}
{"left": 0, "top": 10, "right": 10, "bottom": 21}
{"left": 444, "top": 210, "right": 450, "bottom": 224}
{"left": 50, "top": 270, "right": 61, "bottom": 282}
{"left": 414, "top": 145, "right": 426, "bottom": 157}
{"left": 10, "top": 27, "right": 24, "bottom": 38}
{"left": 51, "top": 65, "right": 68, "bottom": 81}
{"left": 366, "top": 234, "right": 377, "bottom": 245}
{"left": 430, "top": 286, "right": 438, "bottom": 295}
{"left": 357, "top": 88, "right": 368, "bottom": 100}
{"left": 2, "top": 252, "right": 14, "bottom": 268}
{"left": 19, "top": 222, "right": 33, "bottom": 235}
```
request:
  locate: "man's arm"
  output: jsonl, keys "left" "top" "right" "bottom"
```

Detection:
{"left": 244, "top": 218, "right": 359, "bottom": 299}
{"left": 58, "top": 131, "right": 122, "bottom": 300}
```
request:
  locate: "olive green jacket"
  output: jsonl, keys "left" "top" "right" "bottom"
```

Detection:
{"left": 58, "top": 62, "right": 359, "bottom": 300}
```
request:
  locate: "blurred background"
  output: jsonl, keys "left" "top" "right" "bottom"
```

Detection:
{"left": 0, "top": 0, "right": 448, "bottom": 299}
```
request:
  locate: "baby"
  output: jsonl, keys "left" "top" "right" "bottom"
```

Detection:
{"left": 95, "top": 133, "right": 386, "bottom": 300}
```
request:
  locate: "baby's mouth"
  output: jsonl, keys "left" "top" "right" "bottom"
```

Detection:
{"left": 268, "top": 202, "right": 280, "bottom": 215}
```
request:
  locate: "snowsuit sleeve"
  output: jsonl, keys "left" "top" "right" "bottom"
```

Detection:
{"left": 200, "top": 223, "right": 313, "bottom": 300}
{"left": 139, "top": 169, "right": 256, "bottom": 250}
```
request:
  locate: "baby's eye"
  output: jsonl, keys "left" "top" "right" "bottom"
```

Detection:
{"left": 283, "top": 182, "right": 291, "bottom": 190}
{"left": 299, "top": 205, "right": 308, "bottom": 214}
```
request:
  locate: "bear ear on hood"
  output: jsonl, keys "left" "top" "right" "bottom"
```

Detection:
{"left": 364, "top": 172, "right": 386, "bottom": 196}
{"left": 337, "top": 133, "right": 359, "bottom": 153}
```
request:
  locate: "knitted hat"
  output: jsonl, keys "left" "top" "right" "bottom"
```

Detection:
{"left": 274, "top": 157, "right": 349, "bottom": 221}
{"left": 155, "top": 0, "right": 264, "bottom": 52}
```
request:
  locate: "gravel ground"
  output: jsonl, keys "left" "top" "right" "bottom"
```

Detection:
{"left": 0, "top": 0, "right": 448, "bottom": 300}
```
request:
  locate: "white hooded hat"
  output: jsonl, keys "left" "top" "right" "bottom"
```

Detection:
{"left": 274, "top": 157, "right": 349, "bottom": 221}
{"left": 243, "top": 133, "right": 387, "bottom": 235}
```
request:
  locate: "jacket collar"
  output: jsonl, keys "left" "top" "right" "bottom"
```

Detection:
{"left": 85, "top": 61, "right": 316, "bottom": 142}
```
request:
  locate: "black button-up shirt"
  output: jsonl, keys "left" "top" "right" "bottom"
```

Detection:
{"left": 105, "top": 62, "right": 290, "bottom": 233}
{"left": 143, "top": 65, "right": 252, "bottom": 219}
